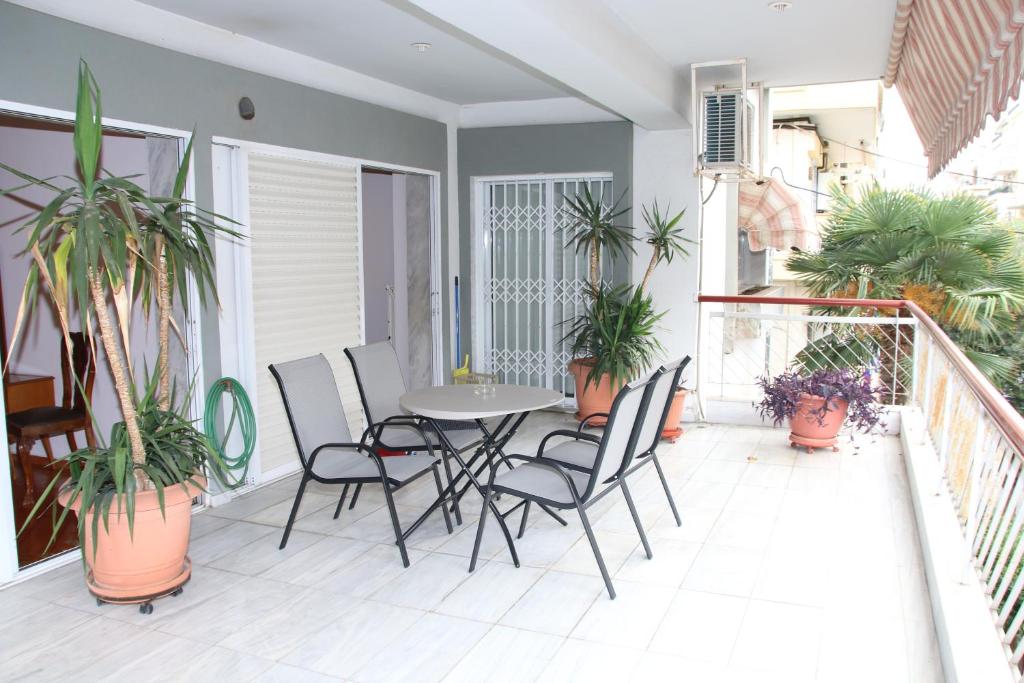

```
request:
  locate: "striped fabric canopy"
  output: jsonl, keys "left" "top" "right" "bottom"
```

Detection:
{"left": 885, "top": 0, "right": 1024, "bottom": 177}
{"left": 737, "top": 179, "right": 817, "bottom": 253}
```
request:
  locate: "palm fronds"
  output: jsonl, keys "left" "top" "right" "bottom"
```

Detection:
{"left": 787, "top": 182, "right": 1024, "bottom": 397}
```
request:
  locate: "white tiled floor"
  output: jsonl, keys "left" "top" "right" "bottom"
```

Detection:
{"left": 0, "top": 416, "right": 943, "bottom": 682}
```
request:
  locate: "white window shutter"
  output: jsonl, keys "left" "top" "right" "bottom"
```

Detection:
{"left": 247, "top": 152, "right": 363, "bottom": 476}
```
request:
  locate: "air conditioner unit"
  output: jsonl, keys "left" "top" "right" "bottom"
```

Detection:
{"left": 701, "top": 89, "right": 755, "bottom": 173}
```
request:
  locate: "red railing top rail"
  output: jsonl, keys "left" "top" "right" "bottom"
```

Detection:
{"left": 698, "top": 294, "right": 1024, "bottom": 456}
{"left": 698, "top": 294, "right": 907, "bottom": 308}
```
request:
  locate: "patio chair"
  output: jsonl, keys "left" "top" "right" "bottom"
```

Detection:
{"left": 344, "top": 342, "right": 483, "bottom": 522}
{"left": 565, "top": 357, "right": 692, "bottom": 530}
{"left": 269, "top": 354, "right": 452, "bottom": 566}
{"left": 469, "top": 373, "right": 656, "bottom": 599}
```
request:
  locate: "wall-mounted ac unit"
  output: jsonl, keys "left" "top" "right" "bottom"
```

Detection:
{"left": 702, "top": 89, "right": 755, "bottom": 173}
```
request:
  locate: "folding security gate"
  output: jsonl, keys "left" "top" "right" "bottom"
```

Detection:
{"left": 473, "top": 174, "right": 613, "bottom": 397}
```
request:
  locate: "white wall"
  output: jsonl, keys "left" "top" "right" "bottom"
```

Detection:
{"left": 0, "top": 124, "right": 161, "bottom": 457}
{"left": 631, "top": 127, "right": 701, "bottom": 384}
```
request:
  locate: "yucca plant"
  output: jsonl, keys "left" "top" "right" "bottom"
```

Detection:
{"left": 2, "top": 61, "right": 237, "bottom": 545}
{"left": 561, "top": 184, "right": 633, "bottom": 289}
{"left": 563, "top": 284, "right": 664, "bottom": 389}
{"left": 788, "top": 184, "right": 1024, "bottom": 401}
{"left": 561, "top": 188, "right": 692, "bottom": 391}
{"left": 639, "top": 200, "right": 693, "bottom": 291}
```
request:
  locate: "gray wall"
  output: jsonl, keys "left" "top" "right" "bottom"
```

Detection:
{"left": 457, "top": 121, "right": 634, "bottom": 355}
{"left": 0, "top": 2, "right": 450, "bottom": 388}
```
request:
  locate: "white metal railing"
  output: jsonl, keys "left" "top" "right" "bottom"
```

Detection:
{"left": 701, "top": 307, "right": 916, "bottom": 406}
{"left": 699, "top": 294, "right": 1024, "bottom": 677}
{"left": 914, "top": 318, "right": 1024, "bottom": 674}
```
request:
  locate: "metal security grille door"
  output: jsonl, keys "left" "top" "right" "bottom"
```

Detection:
{"left": 477, "top": 174, "right": 612, "bottom": 396}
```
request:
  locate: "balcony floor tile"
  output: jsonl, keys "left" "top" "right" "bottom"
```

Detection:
{"left": 0, "top": 415, "right": 942, "bottom": 682}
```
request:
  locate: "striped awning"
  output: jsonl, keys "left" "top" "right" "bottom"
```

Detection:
{"left": 885, "top": 0, "right": 1024, "bottom": 177}
{"left": 738, "top": 179, "right": 817, "bottom": 253}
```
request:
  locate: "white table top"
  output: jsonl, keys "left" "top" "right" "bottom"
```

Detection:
{"left": 399, "top": 384, "right": 564, "bottom": 420}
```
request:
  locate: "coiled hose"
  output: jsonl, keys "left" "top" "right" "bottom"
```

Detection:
{"left": 204, "top": 377, "right": 257, "bottom": 489}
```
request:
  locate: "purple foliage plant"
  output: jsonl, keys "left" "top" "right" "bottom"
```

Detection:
{"left": 756, "top": 367, "right": 884, "bottom": 432}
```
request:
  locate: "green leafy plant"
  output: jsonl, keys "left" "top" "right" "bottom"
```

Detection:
{"left": 2, "top": 61, "right": 239, "bottom": 548}
{"left": 30, "top": 375, "right": 235, "bottom": 556}
{"left": 787, "top": 184, "right": 1024, "bottom": 405}
{"left": 563, "top": 284, "right": 664, "bottom": 390}
{"left": 561, "top": 188, "right": 691, "bottom": 391}
{"left": 639, "top": 200, "right": 693, "bottom": 291}
{"left": 561, "top": 184, "right": 633, "bottom": 289}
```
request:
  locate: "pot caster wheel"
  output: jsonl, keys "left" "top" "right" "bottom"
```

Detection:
{"left": 139, "top": 602, "right": 154, "bottom": 615}
{"left": 171, "top": 587, "right": 183, "bottom": 598}
{"left": 96, "top": 597, "right": 104, "bottom": 607}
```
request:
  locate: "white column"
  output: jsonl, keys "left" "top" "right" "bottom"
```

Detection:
{"left": 631, "top": 126, "right": 701, "bottom": 367}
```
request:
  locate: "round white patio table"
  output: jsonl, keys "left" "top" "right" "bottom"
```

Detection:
{"left": 399, "top": 384, "right": 563, "bottom": 421}
{"left": 399, "top": 384, "right": 564, "bottom": 568}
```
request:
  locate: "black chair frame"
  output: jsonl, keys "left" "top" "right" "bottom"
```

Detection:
{"left": 469, "top": 376, "right": 658, "bottom": 599}
{"left": 270, "top": 367, "right": 452, "bottom": 568}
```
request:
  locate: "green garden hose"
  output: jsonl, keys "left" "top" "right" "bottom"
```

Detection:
{"left": 204, "top": 377, "right": 257, "bottom": 489}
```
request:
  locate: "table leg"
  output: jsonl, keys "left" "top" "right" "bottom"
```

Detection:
{"left": 403, "top": 418, "right": 520, "bottom": 568}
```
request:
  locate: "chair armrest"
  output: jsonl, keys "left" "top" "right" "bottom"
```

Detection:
{"left": 364, "top": 416, "right": 436, "bottom": 460}
{"left": 308, "top": 441, "right": 374, "bottom": 466}
{"left": 537, "top": 429, "right": 601, "bottom": 458}
{"left": 496, "top": 454, "right": 583, "bottom": 501}
{"left": 577, "top": 412, "right": 610, "bottom": 434}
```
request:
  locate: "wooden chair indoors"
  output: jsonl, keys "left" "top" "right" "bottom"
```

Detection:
{"left": 7, "top": 332, "right": 96, "bottom": 503}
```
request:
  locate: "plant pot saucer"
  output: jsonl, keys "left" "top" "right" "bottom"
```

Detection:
{"left": 661, "top": 426, "right": 684, "bottom": 442}
{"left": 789, "top": 433, "right": 840, "bottom": 454}
{"left": 88, "top": 556, "right": 192, "bottom": 605}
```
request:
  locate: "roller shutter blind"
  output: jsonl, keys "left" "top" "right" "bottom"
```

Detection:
{"left": 247, "top": 152, "right": 363, "bottom": 476}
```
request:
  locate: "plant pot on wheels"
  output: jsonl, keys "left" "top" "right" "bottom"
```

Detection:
{"left": 788, "top": 394, "right": 848, "bottom": 453}
{"left": 60, "top": 476, "right": 203, "bottom": 610}
{"left": 569, "top": 359, "right": 617, "bottom": 425}
{"left": 661, "top": 388, "right": 687, "bottom": 441}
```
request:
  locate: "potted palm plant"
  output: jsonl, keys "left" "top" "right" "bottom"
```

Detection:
{"left": 787, "top": 185, "right": 1024, "bottom": 407}
{"left": 4, "top": 62, "right": 235, "bottom": 609}
{"left": 756, "top": 368, "right": 883, "bottom": 452}
{"left": 563, "top": 189, "right": 691, "bottom": 427}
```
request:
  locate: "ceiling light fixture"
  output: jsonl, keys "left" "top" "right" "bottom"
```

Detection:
{"left": 768, "top": 1, "right": 793, "bottom": 11}
{"left": 410, "top": 42, "right": 432, "bottom": 53}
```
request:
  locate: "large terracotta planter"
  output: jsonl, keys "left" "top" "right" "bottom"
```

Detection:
{"left": 569, "top": 359, "right": 616, "bottom": 426}
{"left": 788, "top": 394, "right": 848, "bottom": 453}
{"left": 661, "top": 388, "right": 687, "bottom": 442}
{"left": 60, "top": 476, "right": 203, "bottom": 605}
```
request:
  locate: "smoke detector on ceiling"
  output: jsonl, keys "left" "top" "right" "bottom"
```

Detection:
{"left": 768, "top": 1, "right": 793, "bottom": 12}
{"left": 410, "top": 42, "right": 432, "bottom": 53}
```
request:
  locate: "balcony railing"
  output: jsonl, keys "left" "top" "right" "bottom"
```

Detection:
{"left": 699, "top": 294, "right": 1024, "bottom": 677}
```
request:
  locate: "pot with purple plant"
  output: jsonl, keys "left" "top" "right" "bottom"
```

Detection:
{"left": 756, "top": 368, "right": 884, "bottom": 453}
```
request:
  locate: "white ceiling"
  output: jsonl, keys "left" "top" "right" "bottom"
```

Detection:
{"left": 22, "top": 0, "right": 902, "bottom": 127}
{"left": 136, "top": 0, "right": 569, "bottom": 104}
{"left": 603, "top": 0, "right": 899, "bottom": 87}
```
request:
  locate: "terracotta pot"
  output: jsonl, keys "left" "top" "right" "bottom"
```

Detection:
{"left": 661, "top": 388, "right": 687, "bottom": 442}
{"left": 788, "top": 394, "right": 848, "bottom": 453}
{"left": 60, "top": 476, "right": 203, "bottom": 603}
{"left": 569, "top": 359, "right": 617, "bottom": 426}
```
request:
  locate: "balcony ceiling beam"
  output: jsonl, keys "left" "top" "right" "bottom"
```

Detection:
{"left": 401, "top": 0, "right": 689, "bottom": 130}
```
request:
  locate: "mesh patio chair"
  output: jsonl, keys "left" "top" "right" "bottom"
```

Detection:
{"left": 344, "top": 342, "right": 483, "bottom": 523}
{"left": 469, "top": 373, "right": 657, "bottom": 599}
{"left": 549, "top": 357, "right": 692, "bottom": 536}
{"left": 269, "top": 354, "right": 452, "bottom": 566}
